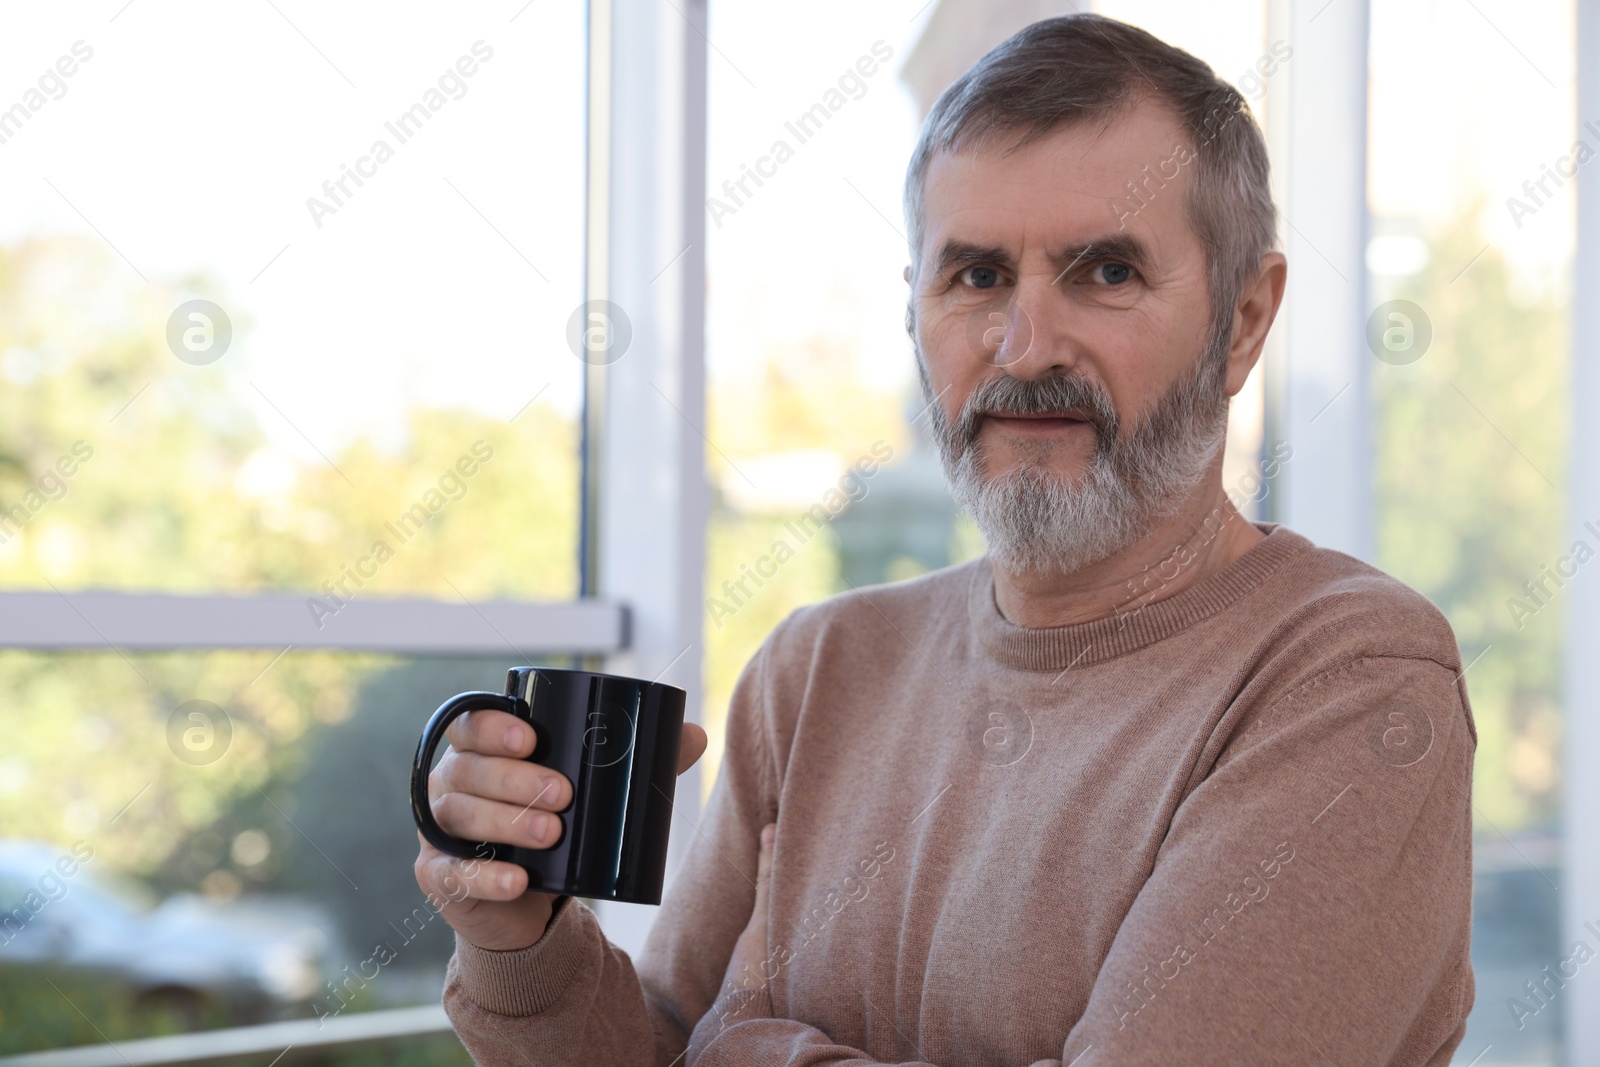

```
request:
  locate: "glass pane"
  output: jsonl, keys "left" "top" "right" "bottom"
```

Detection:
{"left": 702, "top": 1, "right": 939, "bottom": 795}
{"left": 0, "top": 648, "right": 570, "bottom": 1058}
{"left": 1368, "top": 2, "right": 1574, "bottom": 1063}
{"left": 0, "top": 3, "right": 585, "bottom": 603}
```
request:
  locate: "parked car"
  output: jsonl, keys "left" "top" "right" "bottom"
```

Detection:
{"left": 0, "top": 839, "right": 334, "bottom": 1022}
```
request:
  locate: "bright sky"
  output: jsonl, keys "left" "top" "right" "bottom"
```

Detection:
{"left": 0, "top": 1, "right": 586, "bottom": 462}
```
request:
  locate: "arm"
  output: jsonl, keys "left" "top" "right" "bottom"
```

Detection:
{"left": 682, "top": 655, "right": 1474, "bottom": 1067}
{"left": 442, "top": 624, "right": 952, "bottom": 1067}
{"left": 681, "top": 973, "right": 944, "bottom": 1067}
{"left": 1053, "top": 654, "right": 1476, "bottom": 1066}
{"left": 439, "top": 636, "right": 786, "bottom": 1066}
{"left": 678, "top": 826, "right": 948, "bottom": 1067}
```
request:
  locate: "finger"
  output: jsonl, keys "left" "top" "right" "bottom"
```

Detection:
{"left": 433, "top": 751, "right": 571, "bottom": 812}
{"left": 678, "top": 722, "right": 709, "bottom": 775}
{"left": 415, "top": 835, "right": 530, "bottom": 903}
{"left": 431, "top": 789, "right": 565, "bottom": 850}
{"left": 443, "top": 709, "right": 537, "bottom": 758}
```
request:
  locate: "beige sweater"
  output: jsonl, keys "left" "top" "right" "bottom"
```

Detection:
{"left": 442, "top": 522, "right": 1477, "bottom": 1065}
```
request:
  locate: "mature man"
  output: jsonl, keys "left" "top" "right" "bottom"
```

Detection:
{"left": 415, "top": 14, "right": 1475, "bottom": 1065}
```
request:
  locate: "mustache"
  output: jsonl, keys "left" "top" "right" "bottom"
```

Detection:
{"left": 951, "top": 373, "right": 1120, "bottom": 452}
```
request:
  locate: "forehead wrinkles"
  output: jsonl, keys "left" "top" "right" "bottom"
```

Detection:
{"left": 926, "top": 161, "right": 1125, "bottom": 231}
{"left": 922, "top": 139, "right": 1196, "bottom": 274}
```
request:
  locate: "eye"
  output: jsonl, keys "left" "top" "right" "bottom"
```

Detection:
{"left": 958, "top": 265, "right": 1003, "bottom": 290}
{"left": 1089, "top": 262, "right": 1135, "bottom": 285}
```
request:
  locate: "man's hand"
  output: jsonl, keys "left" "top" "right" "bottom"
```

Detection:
{"left": 413, "top": 709, "right": 708, "bottom": 952}
{"left": 722, "top": 822, "right": 777, "bottom": 994}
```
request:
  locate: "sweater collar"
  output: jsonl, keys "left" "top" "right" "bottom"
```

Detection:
{"left": 967, "top": 522, "right": 1312, "bottom": 672}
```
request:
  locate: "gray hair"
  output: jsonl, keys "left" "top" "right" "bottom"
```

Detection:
{"left": 903, "top": 13, "right": 1277, "bottom": 349}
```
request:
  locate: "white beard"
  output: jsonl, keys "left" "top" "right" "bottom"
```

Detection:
{"left": 918, "top": 331, "right": 1232, "bottom": 577}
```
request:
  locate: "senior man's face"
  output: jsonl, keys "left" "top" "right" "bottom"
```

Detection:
{"left": 909, "top": 102, "right": 1234, "bottom": 575}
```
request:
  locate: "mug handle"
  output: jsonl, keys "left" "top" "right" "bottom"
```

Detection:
{"left": 411, "top": 690, "right": 523, "bottom": 858}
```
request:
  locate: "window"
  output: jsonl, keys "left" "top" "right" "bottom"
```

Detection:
{"left": 0, "top": 3, "right": 606, "bottom": 1058}
{"left": 0, "top": 4, "right": 585, "bottom": 602}
{"left": 1368, "top": 2, "right": 1573, "bottom": 1062}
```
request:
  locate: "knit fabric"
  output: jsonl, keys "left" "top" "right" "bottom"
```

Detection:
{"left": 442, "top": 522, "right": 1476, "bottom": 1066}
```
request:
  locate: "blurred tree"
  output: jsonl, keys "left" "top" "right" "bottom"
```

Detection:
{"left": 700, "top": 322, "right": 910, "bottom": 796}
{"left": 0, "top": 234, "right": 579, "bottom": 913}
{"left": 1374, "top": 205, "right": 1567, "bottom": 833}
{"left": 287, "top": 656, "right": 510, "bottom": 971}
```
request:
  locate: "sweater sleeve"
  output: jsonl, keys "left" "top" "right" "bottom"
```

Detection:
{"left": 440, "top": 635, "right": 786, "bottom": 1066}
{"left": 680, "top": 987, "right": 946, "bottom": 1066}
{"left": 1055, "top": 653, "right": 1477, "bottom": 1066}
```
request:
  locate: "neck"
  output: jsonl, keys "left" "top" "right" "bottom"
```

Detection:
{"left": 990, "top": 473, "right": 1266, "bottom": 628}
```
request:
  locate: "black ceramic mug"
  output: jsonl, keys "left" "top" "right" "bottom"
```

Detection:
{"left": 410, "top": 666, "right": 686, "bottom": 906}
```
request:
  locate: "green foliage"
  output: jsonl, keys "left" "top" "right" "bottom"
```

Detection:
{"left": 0, "top": 234, "right": 584, "bottom": 1049}
{"left": 699, "top": 335, "right": 910, "bottom": 802}
{"left": 0, "top": 235, "right": 578, "bottom": 601}
{"left": 0, "top": 964, "right": 229, "bottom": 1054}
{"left": 701, "top": 513, "right": 844, "bottom": 791}
{"left": 0, "top": 962, "right": 472, "bottom": 1062}
{"left": 1374, "top": 209, "right": 1567, "bottom": 832}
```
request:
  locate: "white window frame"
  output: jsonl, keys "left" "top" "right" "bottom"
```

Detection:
{"left": 1259, "top": 0, "right": 1373, "bottom": 561}
{"left": 0, "top": 2, "right": 708, "bottom": 1058}
{"left": 1566, "top": 2, "right": 1600, "bottom": 1063}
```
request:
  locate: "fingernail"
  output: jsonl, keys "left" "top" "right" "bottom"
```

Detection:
{"left": 505, "top": 724, "right": 526, "bottom": 750}
{"left": 499, "top": 870, "right": 515, "bottom": 892}
{"left": 761, "top": 824, "right": 775, "bottom": 849}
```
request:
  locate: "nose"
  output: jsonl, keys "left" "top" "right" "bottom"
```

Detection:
{"left": 984, "top": 303, "right": 1035, "bottom": 369}
{"left": 986, "top": 274, "right": 1077, "bottom": 380}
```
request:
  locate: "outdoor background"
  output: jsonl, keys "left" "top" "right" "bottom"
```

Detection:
{"left": 0, "top": 1, "right": 1575, "bottom": 1064}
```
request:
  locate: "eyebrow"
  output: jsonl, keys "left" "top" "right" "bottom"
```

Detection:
{"left": 931, "top": 233, "right": 1154, "bottom": 283}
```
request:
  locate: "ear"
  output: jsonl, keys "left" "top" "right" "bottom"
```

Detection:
{"left": 1224, "top": 251, "right": 1287, "bottom": 396}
